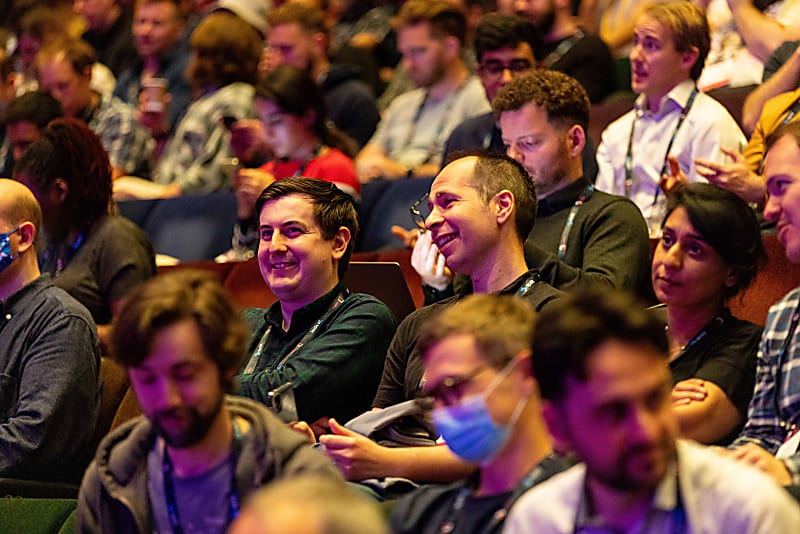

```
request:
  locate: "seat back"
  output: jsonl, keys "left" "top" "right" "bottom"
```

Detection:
{"left": 89, "top": 358, "right": 130, "bottom": 454}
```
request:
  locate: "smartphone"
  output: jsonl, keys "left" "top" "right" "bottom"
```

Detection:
{"left": 221, "top": 115, "right": 239, "bottom": 129}
{"left": 267, "top": 382, "right": 299, "bottom": 423}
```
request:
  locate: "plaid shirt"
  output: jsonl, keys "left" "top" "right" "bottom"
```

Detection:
{"left": 87, "top": 92, "right": 154, "bottom": 176}
{"left": 153, "top": 82, "right": 255, "bottom": 194}
{"left": 732, "top": 287, "right": 800, "bottom": 483}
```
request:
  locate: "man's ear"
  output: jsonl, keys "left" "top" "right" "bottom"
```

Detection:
{"left": 566, "top": 125, "right": 586, "bottom": 158}
{"left": 680, "top": 46, "right": 699, "bottom": 73}
{"left": 443, "top": 35, "right": 460, "bottom": 59}
{"left": 52, "top": 178, "right": 68, "bottom": 204}
{"left": 331, "top": 226, "right": 351, "bottom": 261}
{"left": 542, "top": 400, "right": 573, "bottom": 454}
{"left": 493, "top": 190, "right": 515, "bottom": 226}
{"left": 311, "top": 31, "right": 328, "bottom": 58}
{"left": 15, "top": 221, "right": 37, "bottom": 254}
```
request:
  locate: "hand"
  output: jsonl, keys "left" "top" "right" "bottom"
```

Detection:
{"left": 228, "top": 119, "right": 271, "bottom": 165}
{"left": 318, "top": 418, "right": 391, "bottom": 481}
{"left": 671, "top": 378, "right": 708, "bottom": 405}
{"left": 659, "top": 155, "right": 688, "bottom": 197}
{"left": 695, "top": 148, "right": 765, "bottom": 205}
{"left": 726, "top": 442, "right": 793, "bottom": 485}
{"left": 292, "top": 421, "right": 317, "bottom": 444}
{"left": 391, "top": 225, "right": 419, "bottom": 249}
{"left": 410, "top": 230, "right": 452, "bottom": 290}
{"left": 234, "top": 168, "right": 275, "bottom": 219}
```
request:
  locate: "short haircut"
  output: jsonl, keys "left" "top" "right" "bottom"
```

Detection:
{"left": 419, "top": 294, "right": 536, "bottom": 369}
{"left": 111, "top": 270, "right": 248, "bottom": 391}
{"left": 474, "top": 13, "right": 543, "bottom": 63}
{"left": 766, "top": 120, "right": 800, "bottom": 152}
{"left": 241, "top": 476, "right": 387, "bottom": 534}
{"left": 13, "top": 117, "right": 111, "bottom": 233}
{"left": 255, "top": 177, "right": 359, "bottom": 279}
{"left": 492, "top": 69, "right": 590, "bottom": 131}
{"left": 391, "top": 0, "right": 468, "bottom": 45}
{"left": 450, "top": 151, "right": 537, "bottom": 243}
{"left": 36, "top": 37, "right": 97, "bottom": 74}
{"left": 5, "top": 91, "right": 64, "bottom": 128}
{"left": 266, "top": 2, "right": 326, "bottom": 35}
{"left": 661, "top": 183, "right": 764, "bottom": 297}
{"left": 187, "top": 11, "right": 261, "bottom": 89}
{"left": 135, "top": 0, "right": 183, "bottom": 13}
{"left": 643, "top": 1, "right": 710, "bottom": 81}
{"left": 532, "top": 286, "right": 668, "bottom": 402}
{"left": 0, "top": 179, "right": 43, "bottom": 248}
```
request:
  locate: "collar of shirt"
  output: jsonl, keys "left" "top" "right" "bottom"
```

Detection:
{"left": 537, "top": 176, "right": 591, "bottom": 217}
{"left": 262, "top": 281, "right": 348, "bottom": 336}
{"left": 634, "top": 79, "right": 697, "bottom": 120}
{"left": 0, "top": 274, "right": 53, "bottom": 325}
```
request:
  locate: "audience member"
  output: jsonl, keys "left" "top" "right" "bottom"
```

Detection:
{"left": 0, "top": 52, "right": 15, "bottom": 177}
{"left": 726, "top": 120, "right": 800, "bottom": 486}
{"left": 742, "top": 37, "right": 800, "bottom": 134}
{"left": 595, "top": 1, "right": 746, "bottom": 233}
{"left": 505, "top": 286, "right": 800, "bottom": 533}
{"left": 355, "top": 0, "right": 490, "bottom": 181}
{"left": 653, "top": 183, "right": 763, "bottom": 445}
{"left": 114, "top": 0, "right": 192, "bottom": 140}
{"left": 262, "top": 2, "right": 380, "bottom": 148}
{"left": 219, "top": 66, "right": 360, "bottom": 262}
{"left": 13, "top": 118, "right": 156, "bottom": 348}
{"left": 0, "top": 178, "right": 100, "bottom": 484}
{"left": 36, "top": 37, "right": 155, "bottom": 179}
{"left": 236, "top": 178, "right": 395, "bottom": 432}
{"left": 319, "top": 154, "right": 562, "bottom": 485}
{"left": 114, "top": 11, "right": 260, "bottom": 198}
{"left": 3, "top": 91, "right": 63, "bottom": 177}
{"left": 390, "top": 294, "right": 572, "bottom": 533}
{"left": 77, "top": 270, "right": 341, "bottom": 533}
{"left": 441, "top": 13, "right": 541, "bottom": 163}
{"left": 74, "top": 0, "right": 137, "bottom": 75}
{"left": 514, "top": 0, "right": 614, "bottom": 103}
{"left": 228, "top": 475, "right": 388, "bottom": 534}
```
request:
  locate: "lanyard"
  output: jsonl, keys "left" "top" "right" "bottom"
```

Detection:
{"left": 541, "top": 29, "right": 585, "bottom": 68}
{"left": 162, "top": 419, "right": 242, "bottom": 534}
{"left": 438, "top": 453, "right": 563, "bottom": 534}
{"left": 625, "top": 89, "right": 698, "bottom": 205}
{"left": 667, "top": 308, "right": 728, "bottom": 359}
{"left": 397, "top": 83, "right": 466, "bottom": 166}
{"left": 291, "top": 144, "right": 323, "bottom": 177}
{"left": 558, "top": 185, "right": 594, "bottom": 262}
{"left": 241, "top": 289, "right": 349, "bottom": 375}
{"left": 42, "top": 231, "right": 86, "bottom": 278}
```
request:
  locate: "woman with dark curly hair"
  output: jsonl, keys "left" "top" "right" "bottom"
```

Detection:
{"left": 652, "top": 182, "right": 765, "bottom": 445}
{"left": 13, "top": 117, "right": 156, "bottom": 347}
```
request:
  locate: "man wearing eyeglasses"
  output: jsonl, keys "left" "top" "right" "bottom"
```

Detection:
{"left": 389, "top": 294, "right": 572, "bottom": 534}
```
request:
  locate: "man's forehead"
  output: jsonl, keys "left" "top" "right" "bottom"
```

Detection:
{"left": 765, "top": 135, "right": 800, "bottom": 179}
{"left": 260, "top": 193, "right": 317, "bottom": 222}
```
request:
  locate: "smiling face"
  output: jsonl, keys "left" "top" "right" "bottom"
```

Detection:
{"left": 651, "top": 206, "right": 734, "bottom": 311}
{"left": 545, "top": 339, "right": 677, "bottom": 494}
{"left": 764, "top": 135, "right": 800, "bottom": 264}
{"left": 424, "top": 157, "right": 500, "bottom": 276}
{"left": 128, "top": 319, "right": 227, "bottom": 448}
{"left": 629, "top": 14, "right": 695, "bottom": 106}
{"left": 257, "top": 193, "right": 347, "bottom": 310}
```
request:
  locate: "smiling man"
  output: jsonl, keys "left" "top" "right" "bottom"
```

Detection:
{"left": 505, "top": 287, "right": 800, "bottom": 534}
{"left": 235, "top": 177, "right": 395, "bottom": 431}
{"left": 595, "top": 1, "right": 745, "bottom": 233}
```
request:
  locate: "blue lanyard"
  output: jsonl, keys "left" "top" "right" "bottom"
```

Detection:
{"left": 162, "top": 419, "right": 242, "bottom": 534}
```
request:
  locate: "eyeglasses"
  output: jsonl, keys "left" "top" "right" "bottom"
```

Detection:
{"left": 409, "top": 192, "right": 430, "bottom": 230}
{"left": 479, "top": 59, "right": 533, "bottom": 77}
{"left": 420, "top": 366, "right": 490, "bottom": 408}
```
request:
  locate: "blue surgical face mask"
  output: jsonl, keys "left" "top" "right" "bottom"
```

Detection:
{"left": 431, "top": 358, "right": 527, "bottom": 465}
{"left": 0, "top": 227, "right": 19, "bottom": 274}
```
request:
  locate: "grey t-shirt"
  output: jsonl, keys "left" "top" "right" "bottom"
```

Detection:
{"left": 146, "top": 440, "right": 236, "bottom": 534}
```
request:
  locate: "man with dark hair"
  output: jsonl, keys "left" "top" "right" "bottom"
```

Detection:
{"left": 355, "top": 0, "right": 491, "bottom": 180}
{"left": 235, "top": 177, "right": 396, "bottom": 433}
{"left": 3, "top": 91, "right": 64, "bottom": 175}
{"left": 77, "top": 269, "right": 341, "bottom": 533}
{"left": 505, "top": 286, "right": 800, "bottom": 533}
{"left": 390, "top": 294, "right": 570, "bottom": 533}
{"left": 0, "top": 178, "right": 100, "bottom": 484}
{"left": 320, "top": 153, "right": 562, "bottom": 484}
{"left": 36, "top": 38, "right": 154, "bottom": 179}
{"left": 262, "top": 2, "right": 380, "bottom": 148}
{"left": 514, "top": 0, "right": 614, "bottom": 103}
{"left": 595, "top": 1, "right": 745, "bottom": 232}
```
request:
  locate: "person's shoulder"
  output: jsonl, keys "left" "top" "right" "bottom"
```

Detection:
{"left": 506, "top": 463, "right": 585, "bottom": 531}
{"left": 600, "top": 108, "right": 636, "bottom": 137}
{"left": 390, "top": 480, "right": 465, "bottom": 532}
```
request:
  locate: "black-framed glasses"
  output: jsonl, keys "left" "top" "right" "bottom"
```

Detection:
{"left": 419, "top": 366, "right": 490, "bottom": 408}
{"left": 409, "top": 192, "right": 430, "bottom": 230}
{"left": 478, "top": 58, "right": 532, "bottom": 77}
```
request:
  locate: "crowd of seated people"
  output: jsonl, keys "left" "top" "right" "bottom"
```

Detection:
{"left": 8, "top": 0, "right": 800, "bottom": 532}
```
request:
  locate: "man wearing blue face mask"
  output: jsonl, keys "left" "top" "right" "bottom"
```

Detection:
{"left": 0, "top": 179, "right": 101, "bottom": 485}
{"left": 389, "top": 294, "right": 572, "bottom": 533}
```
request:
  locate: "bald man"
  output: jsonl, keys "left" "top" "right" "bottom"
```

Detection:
{"left": 0, "top": 179, "right": 100, "bottom": 484}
